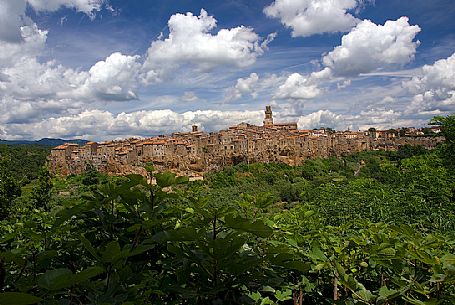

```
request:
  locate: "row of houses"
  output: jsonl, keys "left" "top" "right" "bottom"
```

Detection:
{"left": 48, "top": 107, "right": 443, "bottom": 177}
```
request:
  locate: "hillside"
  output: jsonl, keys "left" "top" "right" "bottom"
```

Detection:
{"left": 0, "top": 138, "right": 88, "bottom": 146}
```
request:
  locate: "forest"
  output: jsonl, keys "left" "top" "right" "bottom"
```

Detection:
{"left": 0, "top": 115, "right": 454, "bottom": 305}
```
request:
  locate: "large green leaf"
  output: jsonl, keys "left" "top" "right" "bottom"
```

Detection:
{"left": 79, "top": 234, "right": 100, "bottom": 261}
{"left": 101, "top": 241, "right": 124, "bottom": 263}
{"left": 0, "top": 293, "right": 41, "bottom": 305}
{"left": 73, "top": 266, "right": 104, "bottom": 283}
{"left": 38, "top": 268, "right": 74, "bottom": 290}
{"left": 225, "top": 215, "right": 272, "bottom": 238}
{"left": 378, "top": 286, "right": 400, "bottom": 302}
{"left": 153, "top": 228, "right": 199, "bottom": 242}
{"left": 307, "top": 246, "right": 327, "bottom": 262}
{"left": 377, "top": 248, "right": 396, "bottom": 257}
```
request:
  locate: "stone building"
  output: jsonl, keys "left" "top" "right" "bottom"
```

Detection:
{"left": 48, "top": 106, "right": 444, "bottom": 177}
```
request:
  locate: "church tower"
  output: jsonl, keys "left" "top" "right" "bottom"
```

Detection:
{"left": 263, "top": 105, "right": 273, "bottom": 127}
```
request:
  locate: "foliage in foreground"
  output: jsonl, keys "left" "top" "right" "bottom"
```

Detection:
{"left": 0, "top": 145, "right": 50, "bottom": 184}
{"left": 0, "top": 149, "right": 454, "bottom": 304}
{"left": 1, "top": 114, "right": 455, "bottom": 304}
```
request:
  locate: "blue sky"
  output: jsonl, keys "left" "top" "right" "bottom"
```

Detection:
{"left": 1, "top": 0, "right": 454, "bottom": 140}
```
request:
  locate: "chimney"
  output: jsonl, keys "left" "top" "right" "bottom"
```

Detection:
{"left": 192, "top": 125, "right": 198, "bottom": 132}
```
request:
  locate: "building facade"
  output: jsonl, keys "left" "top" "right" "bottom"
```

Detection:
{"left": 48, "top": 106, "right": 443, "bottom": 177}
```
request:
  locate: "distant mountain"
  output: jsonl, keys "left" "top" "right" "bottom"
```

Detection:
{"left": 0, "top": 138, "right": 88, "bottom": 146}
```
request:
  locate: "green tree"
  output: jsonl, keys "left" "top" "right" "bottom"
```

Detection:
{"left": 0, "top": 158, "right": 21, "bottom": 218}
{"left": 431, "top": 114, "right": 455, "bottom": 169}
{"left": 82, "top": 162, "right": 100, "bottom": 187}
{"left": 431, "top": 113, "right": 455, "bottom": 144}
{"left": 30, "top": 167, "right": 53, "bottom": 210}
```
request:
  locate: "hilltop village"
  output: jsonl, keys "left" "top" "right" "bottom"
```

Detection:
{"left": 48, "top": 106, "right": 443, "bottom": 178}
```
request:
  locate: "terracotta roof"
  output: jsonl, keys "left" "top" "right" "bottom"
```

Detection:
{"left": 143, "top": 140, "right": 166, "bottom": 145}
{"left": 53, "top": 145, "right": 67, "bottom": 150}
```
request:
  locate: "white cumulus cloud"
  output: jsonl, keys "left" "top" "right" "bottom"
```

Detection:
{"left": 403, "top": 52, "right": 455, "bottom": 114}
{"left": 274, "top": 73, "right": 322, "bottom": 100}
{"left": 297, "top": 110, "right": 342, "bottom": 129}
{"left": 322, "top": 17, "right": 421, "bottom": 76}
{"left": 297, "top": 108, "right": 407, "bottom": 131}
{"left": 264, "top": 0, "right": 361, "bottom": 37}
{"left": 0, "top": 24, "right": 47, "bottom": 68}
{"left": 75, "top": 52, "right": 142, "bottom": 101}
{"left": 142, "top": 9, "right": 274, "bottom": 82}
{"left": 1, "top": 109, "right": 265, "bottom": 140}
{"left": 227, "top": 73, "right": 260, "bottom": 100}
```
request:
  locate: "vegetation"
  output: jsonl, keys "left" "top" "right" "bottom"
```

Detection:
{"left": 0, "top": 115, "right": 455, "bottom": 304}
{"left": 0, "top": 145, "right": 50, "bottom": 184}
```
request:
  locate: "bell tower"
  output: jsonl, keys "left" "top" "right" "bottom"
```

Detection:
{"left": 263, "top": 105, "right": 273, "bottom": 127}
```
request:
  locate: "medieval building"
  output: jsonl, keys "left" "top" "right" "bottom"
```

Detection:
{"left": 48, "top": 106, "right": 443, "bottom": 177}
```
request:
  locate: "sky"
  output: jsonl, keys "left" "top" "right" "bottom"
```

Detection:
{"left": 0, "top": 0, "right": 454, "bottom": 140}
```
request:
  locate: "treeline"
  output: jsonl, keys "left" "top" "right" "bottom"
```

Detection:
{"left": 206, "top": 146, "right": 454, "bottom": 232}
{"left": 0, "top": 115, "right": 454, "bottom": 304}
{"left": 0, "top": 145, "right": 50, "bottom": 183}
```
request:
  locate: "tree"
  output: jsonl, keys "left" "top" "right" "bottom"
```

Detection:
{"left": 430, "top": 113, "right": 455, "bottom": 168}
{"left": 368, "top": 127, "right": 376, "bottom": 137}
{"left": 0, "top": 158, "right": 21, "bottom": 219}
{"left": 430, "top": 114, "right": 455, "bottom": 143}
{"left": 399, "top": 127, "right": 406, "bottom": 137}
{"left": 30, "top": 167, "right": 53, "bottom": 210}
{"left": 82, "top": 162, "right": 100, "bottom": 186}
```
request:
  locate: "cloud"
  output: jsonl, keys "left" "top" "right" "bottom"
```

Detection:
{"left": 274, "top": 72, "right": 322, "bottom": 100}
{"left": 27, "top": 0, "right": 106, "bottom": 16}
{"left": 264, "top": 0, "right": 362, "bottom": 37}
{"left": 356, "top": 108, "right": 402, "bottom": 126}
{"left": 296, "top": 108, "right": 405, "bottom": 131}
{"left": 1, "top": 5, "right": 280, "bottom": 138}
{"left": 226, "top": 73, "right": 285, "bottom": 101}
{"left": 75, "top": 52, "right": 142, "bottom": 101}
{"left": 0, "top": 0, "right": 27, "bottom": 43}
{"left": 227, "top": 73, "right": 260, "bottom": 100}
{"left": 0, "top": 0, "right": 105, "bottom": 43}
{"left": 403, "top": 52, "right": 455, "bottom": 114}
{"left": 405, "top": 52, "right": 455, "bottom": 93}
{"left": 297, "top": 110, "right": 342, "bottom": 129}
{"left": 1, "top": 60, "right": 61, "bottom": 104}
{"left": 0, "top": 51, "right": 143, "bottom": 130}
{"left": 182, "top": 91, "right": 199, "bottom": 102}
{"left": 142, "top": 9, "right": 274, "bottom": 82}
{"left": 1, "top": 51, "right": 141, "bottom": 104}
{"left": 322, "top": 17, "right": 421, "bottom": 77}
{"left": 0, "top": 96, "right": 83, "bottom": 124}
{"left": 1, "top": 108, "right": 264, "bottom": 140}
{"left": 0, "top": 24, "right": 47, "bottom": 68}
